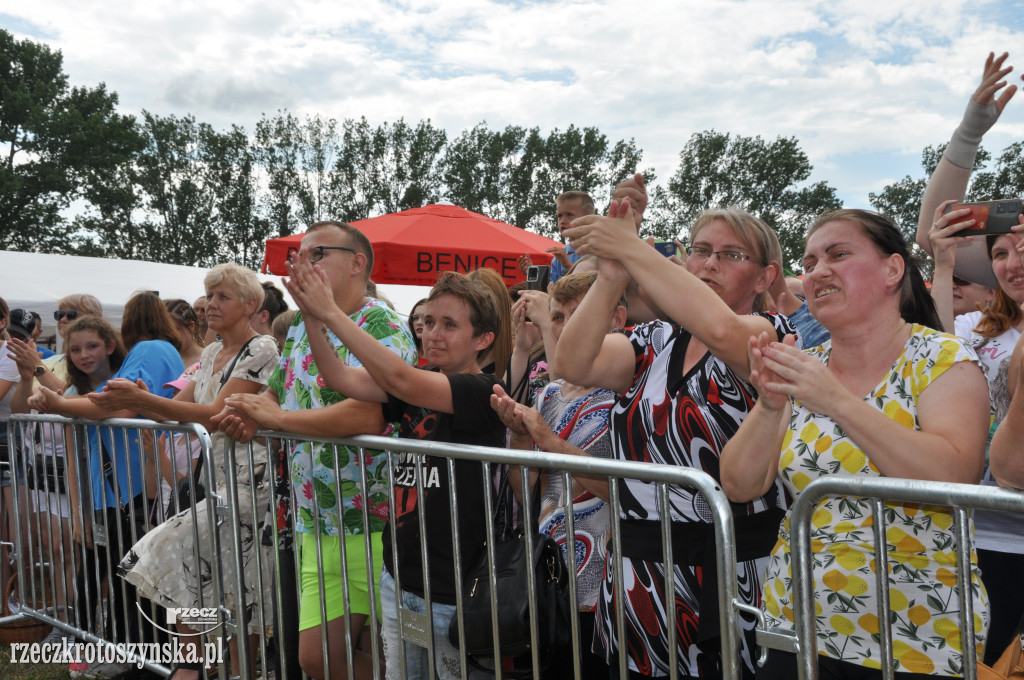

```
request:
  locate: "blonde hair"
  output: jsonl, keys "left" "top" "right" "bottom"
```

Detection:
{"left": 466, "top": 268, "right": 512, "bottom": 381}
{"left": 691, "top": 209, "right": 775, "bottom": 312}
{"left": 204, "top": 263, "right": 265, "bottom": 307}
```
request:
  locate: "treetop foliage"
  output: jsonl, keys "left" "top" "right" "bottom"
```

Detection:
{"left": 8, "top": 29, "right": 1024, "bottom": 276}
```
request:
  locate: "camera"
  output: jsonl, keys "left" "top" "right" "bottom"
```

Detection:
{"left": 526, "top": 265, "right": 550, "bottom": 291}
{"left": 945, "top": 199, "right": 1023, "bottom": 235}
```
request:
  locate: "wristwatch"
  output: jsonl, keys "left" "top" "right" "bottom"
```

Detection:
{"left": 34, "top": 366, "right": 45, "bottom": 376}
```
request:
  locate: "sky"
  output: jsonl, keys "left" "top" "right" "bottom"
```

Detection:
{"left": 6, "top": 0, "right": 1024, "bottom": 212}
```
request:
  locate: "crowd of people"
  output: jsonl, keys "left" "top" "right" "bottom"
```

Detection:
{"left": 1, "top": 50, "right": 1024, "bottom": 680}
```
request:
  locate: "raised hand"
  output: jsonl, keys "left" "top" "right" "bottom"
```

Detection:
{"left": 490, "top": 384, "right": 530, "bottom": 437}
{"left": 564, "top": 198, "right": 640, "bottom": 260}
{"left": 759, "top": 335, "right": 849, "bottom": 415}
{"left": 284, "top": 257, "right": 335, "bottom": 321}
{"left": 7, "top": 337, "right": 42, "bottom": 379}
{"left": 511, "top": 296, "right": 542, "bottom": 352}
{"left": 611, "top": 173, "right": 648, "bottom": 223}
{"left": 517, "top": 253, "right": 533, "bottom": 276}
{"left": 545, "top": 246, "right": 571, "bottom": 268}
{"left": 974, "top": 51, "right": 1019, "bottom": 113}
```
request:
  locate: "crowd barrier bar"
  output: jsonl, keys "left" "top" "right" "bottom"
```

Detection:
{"left": 4, "top": 414, "right": 227, "bottom": 678}
{"left": 327, "top": 432, "right": 745, "bottom": 680}
{"left": 756, "top": 475, "right": 1024, "bottom": 680}
{"left": 6, "top": 415, "right": 749, "bottom": 680}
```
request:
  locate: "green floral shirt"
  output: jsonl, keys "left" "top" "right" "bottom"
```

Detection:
{"left": 762, "top": 325, "right": 989, "bottom": 676}
{"left": 267, "top": 300, "right": 416, "bottom": 536}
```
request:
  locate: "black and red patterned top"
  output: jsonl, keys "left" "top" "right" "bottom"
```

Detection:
{"left": 595, "top": 314, "right": 792, "bottom": 678}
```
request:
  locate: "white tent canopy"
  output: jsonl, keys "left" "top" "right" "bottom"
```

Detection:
{"left": 1, "top": 250, "right": 429, "bottom": 349}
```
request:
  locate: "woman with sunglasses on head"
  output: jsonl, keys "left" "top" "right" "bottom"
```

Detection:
{"left": 920, "top": 51, "right": 1024, "bottom": 669}
{"left": 28, "top": 290, "right": 184, "bottom": 676}
{"left": 559, "top": 200, "right": 793, "bottom": 679}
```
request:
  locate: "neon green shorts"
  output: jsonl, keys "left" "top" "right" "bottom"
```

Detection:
{"left": 298, "top": 532, "right": 384, "bottom": 631}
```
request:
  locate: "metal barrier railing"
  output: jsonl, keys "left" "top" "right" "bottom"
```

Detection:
{"left": 5, "top": 416, "right": 750, "bottom": 680}
{"left": 755, "top": 475, "right": 1024, "bottom": 680}
{"left": 3, "top": 414, "right": 227, "bottom": 678}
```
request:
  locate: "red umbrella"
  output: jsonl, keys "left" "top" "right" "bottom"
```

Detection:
{"left": 261, "top": 204, "right": 559, "bottom": 286}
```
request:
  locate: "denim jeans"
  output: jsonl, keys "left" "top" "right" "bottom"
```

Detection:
{"left": 380, "top": 569, "right": 481, "bottom": 680}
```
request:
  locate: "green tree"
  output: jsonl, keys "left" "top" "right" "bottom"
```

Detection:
{"left": 254, "top": 111, "right": 310, "bottom": 238}
{"left": 134, "top": 111, "right": 220, "bottom": 266}
{"left": 440, "top": 122, "right": 650, "bottom": 237}
{"left": 663, "top": 130, "right": 841, "bottom": 270}
{"left": 205, "top": 125, "right": 268, "bottom": 268}
{"left": 0, "top": 29, "right": 141, "bottom": 252}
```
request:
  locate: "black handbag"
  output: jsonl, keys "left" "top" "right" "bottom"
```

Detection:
{"left": 28, "top": 454, "right": 65, "bottom": 494}
{"left": 448, "top": 472, "right": 572, "bottom": 677}
{"left": 164, "top": 449, "right": 204, "bottom": 517}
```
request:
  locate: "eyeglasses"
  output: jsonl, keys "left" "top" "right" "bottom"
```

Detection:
{"left": 951, "top": 276, "right": 974, "bottom": 287}
{"left": 289, "top": 245, "right": 356, "bottom": 264}
{"left": 685, "top": 246, "right": 757, "bottom": 264}
{"left": 54, "top": 310, "right": 80, "bottom": 321}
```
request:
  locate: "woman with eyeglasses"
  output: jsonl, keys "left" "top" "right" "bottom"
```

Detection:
{"left": 558, "top": 202, "right": 793, "bottom": 679}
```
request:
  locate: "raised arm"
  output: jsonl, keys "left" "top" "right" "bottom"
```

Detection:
{"left": 8, "top": 338, "right": 63, "bottom": 413}
{"left": 552, "top": 258, "right": 636, "bottom": 394}
{"left": 285, "top": 259, "right": 458, "bottom": 413}
{"left": 917, "top": 52, "right": 1020, "bottom": 256}
{"left": 565, "top": 199, "right": 777, "bottom": 380}
{"left": 490, "top": 385, "right": 608, "bottom": 501}
{"left": 927, "top": 200, "right": 978, "bottom": 332}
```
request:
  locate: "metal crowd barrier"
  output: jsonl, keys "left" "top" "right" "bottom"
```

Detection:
{"left": 3, "top": 414, "right": 226, "bottom": 678}
{"left": 755, "top": 476, "right": 1024, "bottom": 680}
{"left": 5, "top": 416, "right": 750, "bottom": 680}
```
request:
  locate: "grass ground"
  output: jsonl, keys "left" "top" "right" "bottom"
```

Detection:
{"left": 0, "top": 642, "right": 71, "bottom": 680}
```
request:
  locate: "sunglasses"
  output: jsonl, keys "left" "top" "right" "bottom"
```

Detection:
{"left": 54, "top": 310, "right": 80, "bottom": 321}
{"left": 951, "top": 276, "right": 973, "bottom": 287}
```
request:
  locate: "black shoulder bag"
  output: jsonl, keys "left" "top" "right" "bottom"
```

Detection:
{"left": 447, "top": 469, "right": 572, "bottom": 678}
{"left": 165, "top": 336, "right": 256, "bottom": 518}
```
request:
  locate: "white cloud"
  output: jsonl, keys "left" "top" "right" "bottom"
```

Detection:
{"left": 7, "top": 0, "right": 1024, "bottom": 207}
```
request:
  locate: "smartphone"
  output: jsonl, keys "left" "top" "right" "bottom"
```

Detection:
{"left": 526, "top": 265, "right": 550, "bottom": 291}
{"left": 653, "top": 240, "right": 679, "bottom": 258}
{"left": 945, "top": 199, "right": 1023, "bottom": 235}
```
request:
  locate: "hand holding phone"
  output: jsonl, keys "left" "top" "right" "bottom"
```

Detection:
{"left": 526, "top": 265, "right": 550, "bottom": 291}
{"left": 945, "top": 199, "right": 1023, "bottom": 235}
